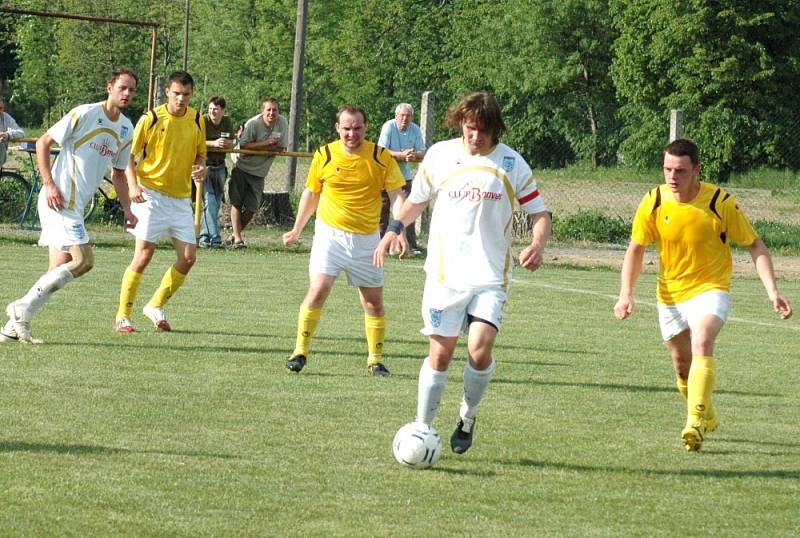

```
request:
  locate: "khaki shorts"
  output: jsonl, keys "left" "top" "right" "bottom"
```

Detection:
{"left": 226, "top": 167, "right": 264, "bottom": 213}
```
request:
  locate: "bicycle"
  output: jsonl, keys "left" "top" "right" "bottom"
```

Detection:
{"left": 0, "top": 142, "right": 122, "bottom": 228}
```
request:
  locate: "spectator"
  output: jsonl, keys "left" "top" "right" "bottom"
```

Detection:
{"left": 0, "top": 97, "right": 24, "bottom": 170}
{"left": 225, "top": 97, "right": 288, "bottom": 248}
{"left": 199, "top": 96, "right": 234, "bottom": 248}
{"left": 378, "top": 102, "right": 426, "bottom": 254}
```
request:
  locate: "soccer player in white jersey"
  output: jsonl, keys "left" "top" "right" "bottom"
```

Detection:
{"left": 375, "top": 92, "right": 552, "bottom": 454}
{"left": 1, "top": 69, "right": 138, "bottom": 344}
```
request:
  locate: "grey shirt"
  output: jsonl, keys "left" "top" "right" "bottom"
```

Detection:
{"left": 0, "top": 111, "right": 24, "bottom": 169}
{"left": 234, "top": 113, "right": 289, "bottom": 177}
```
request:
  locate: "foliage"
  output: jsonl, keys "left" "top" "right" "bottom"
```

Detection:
{"left": 552, "top": 209, "right": 630, "bottom": 244}
{"left": 752, "top": 220, "right": 800, "bottom": 252}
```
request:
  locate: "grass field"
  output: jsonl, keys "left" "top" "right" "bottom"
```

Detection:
{"left": 0, "top": 231, "right": 798, "bottom": 536}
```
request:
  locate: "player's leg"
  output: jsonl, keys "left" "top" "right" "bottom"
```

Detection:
{"left": 116, "top": 239, "right": 155, "bottom": 332}
{"left": 143, "top": 238, "right": 196, "bottom": 332}
{"left": 358, "top": 285, "right": 389, "bottom": 376}
{"left": 287, "top": 272, "right": 336, "bottom": 372}
{"left": 685, "top": 313, "right": 724, "bottom": 436}
{"left": 416, "top": 335, "right": 458, "bottom": 425}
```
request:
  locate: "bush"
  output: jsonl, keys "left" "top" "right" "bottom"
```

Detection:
{"left": 752, "top": 220, "right": 800, "bottom": 252}
{"left": 552, "top": 210, "right": 630, "bottom": 244}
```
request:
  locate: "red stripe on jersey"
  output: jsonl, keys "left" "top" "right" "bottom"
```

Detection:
{"left": 518, "top": 190, "right": 540, "bottom": 205}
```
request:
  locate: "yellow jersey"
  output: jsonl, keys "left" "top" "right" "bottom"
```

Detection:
{"left": 306, "top": 140, "right": 405, "bottom": 234}
{"left": 131, "top": 104, "right": 206, "bottom": 199}
{"left": 631, "top": 182, "right": 758, "bottom": 304}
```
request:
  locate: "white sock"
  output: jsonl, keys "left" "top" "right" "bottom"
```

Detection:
{"left": 459, "top": 358, "right": 496, "bottom": 420}
{"left": 415, "top": 358, "right": 448, "bottom": 426}
{"left": 20, "top": 265, "right": 74, "bottom": 315}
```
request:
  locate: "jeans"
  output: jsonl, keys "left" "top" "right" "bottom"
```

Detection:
{"left": 199, "top": 163, "right": 227, "bottom": 245}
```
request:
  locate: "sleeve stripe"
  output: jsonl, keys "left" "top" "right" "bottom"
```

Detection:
{"left": 518, "top": 190, "right": 540, "bottom": 205}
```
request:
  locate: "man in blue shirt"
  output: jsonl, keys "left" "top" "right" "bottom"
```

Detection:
{"left": 378, "top": 103, "right": 426, "bottom": 253}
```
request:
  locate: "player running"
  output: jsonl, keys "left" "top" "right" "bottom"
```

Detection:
{"left": 614, "top": 138, "right": 792, "bottom": 452}
{"left": 2, "top": 69, "right": 138, "bottom": 344}
{"left": 375, "top": 92, "right": 552, "bottom": 453}
{"left": 114, "top": 70, "right": 206, "bottom": 333}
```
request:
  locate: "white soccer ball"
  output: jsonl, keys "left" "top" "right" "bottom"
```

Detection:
{"left": 392, "top": 421, "right": 443, "bottom": 469}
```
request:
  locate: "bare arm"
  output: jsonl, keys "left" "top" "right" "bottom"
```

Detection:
{"left": 748, "top": 238, "right": 793, "bottom": 319}
{"left": 373, "top": 196, "right": 429, "bottom": 267}
{"left": 282, "top": 188, "right": 320, "bottom": 246}
{"left": 36, "top": 133, "right": 65, "bottom": 211}
{"left": 518, "top": 210, "right": 552, "bottom": 272}
{"left": 614, "top": 240, "right": 647, "bottom": 320}
{"left": 111, "top": 167, "right": 137, "bottom": 229}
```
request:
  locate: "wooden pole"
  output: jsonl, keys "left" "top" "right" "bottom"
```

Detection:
{"left": 286, "top": 0, "right": 309, "bottom": 192}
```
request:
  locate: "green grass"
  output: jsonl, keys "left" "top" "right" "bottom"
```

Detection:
{"left": 0, "top": 231, "right": 799, "bottom": 536}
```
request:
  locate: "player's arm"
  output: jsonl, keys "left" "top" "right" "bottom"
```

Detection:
{"left": 113, "top": 164, "right": 137, "bottom": 229}
{"left": 282, "top": 188, "right": 320, "bottom": 247}
{"left": 518, "top": 210, "right": 551, "bottom": 272}
{"left": 614, "top": 240, "right": 646, "bottom": 320}
{"left": 192, "top": 155, "right": 206, "bottom": 182}
{"left": 35, "top": 132, "right": 64, "bottom": 211}
{"left": 747, "top": 238, "right": 793, "bottom": 319}
{"left": 373, "top": 198, "right": 428, "bottom": 268}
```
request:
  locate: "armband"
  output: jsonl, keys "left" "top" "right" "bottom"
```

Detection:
{"left": 386, "top": 219, "right": 404, "bottom": 235}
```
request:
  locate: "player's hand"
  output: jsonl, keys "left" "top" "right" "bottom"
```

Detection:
{"left": 518, "top": 243, "right": 544, "bottom": 272}
{"left": 123, "top": 209, "right": 137, "bottom": 230}
{"left": 773, "top": 294, "right": 793, "bottom": 320}
{"left": 393, "top": 233, "right": 410, "bottom": 259}
{"left": 0, "top": 132, "right": 7, "bottom": 142}
{"left": 129, "top": 183, "right": 146, "bottom": 204}
{"left": 43, "top": 181, "right": 64, "bottom": 211}
{"left": 191, "top": 164, "right": 206, "bottom": 182}
{"left": 614, "top": 296, "right": 634, "bottom": 320}
{"left": 374, "top": 232, "right": 396, "bottom": 267}
{"left": 282, "top": 229, "right": 300, "bottom": 247}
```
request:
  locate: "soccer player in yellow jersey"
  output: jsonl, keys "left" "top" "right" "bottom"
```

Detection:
{"left": 614, "top": 138, "right": 792, "bottom": 452}
{"left": 114, "top": 71, "right": 207, "bottom": 333}
{"left": 282, "top": 105, "right": 406, "bottom": 377}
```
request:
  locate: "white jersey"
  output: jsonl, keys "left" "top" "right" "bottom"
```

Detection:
{"left": 47, "top": 102, "right": 134, "bottom": 212}
{"left": 409, "top": 138, "right": 547, "bottom": 290}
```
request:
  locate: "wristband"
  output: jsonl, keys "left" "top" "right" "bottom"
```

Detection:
{"left": 386, "top": 219, "right": 404, "bottom": 235}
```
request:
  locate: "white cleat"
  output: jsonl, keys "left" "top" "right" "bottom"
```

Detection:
{"left": 143, "top": 304, "right": 171, "bottom": 332}
{"left": 5, "top": 302, "right": 43, "bottom": 344}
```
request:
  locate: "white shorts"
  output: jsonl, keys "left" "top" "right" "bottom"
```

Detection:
{"left": 420, "top": 277, "right": 507, "bottom": 337}
{"left": 309, "top": 219, "right": 383, "bottom": 287}
{"left": 37, "top": 191, "right": 89, "bottom": 249}
{"left": 129, "top": 188, "right": 196, "bottom": 244}
{"left": 657, "top": 291, "right": 731, "bottom": 341}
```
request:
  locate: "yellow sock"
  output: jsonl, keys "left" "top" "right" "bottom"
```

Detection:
{"left": 365, "top": 314, "right": 386, "bottom": 366}
{"left": 687, "top": 355, "right": 715, "bottom": 423}
{"left": 676, "top": 377, "right": 688, "bottom": 399}
{"left": 117, "top": 268, "right": 143, "bottom": 320}
{"left": 149, "top": 265, "right": 187, "bottom": 308}
{"left": 293, "top": 306, "right": 321, "bottom": 357}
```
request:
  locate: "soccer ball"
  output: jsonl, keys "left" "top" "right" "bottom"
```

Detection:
{"left": 392, "top": 421, "right": 443, "bottom": 469}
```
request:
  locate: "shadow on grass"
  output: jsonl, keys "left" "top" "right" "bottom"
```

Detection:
{"left": 493, "top": 378, "right": 779, "bottom": 398}
{"left": 510, "top": 458, "right": 800, "bottom": 479}
{"left": 0, "top": 440, "right": 236, "bottom": 459}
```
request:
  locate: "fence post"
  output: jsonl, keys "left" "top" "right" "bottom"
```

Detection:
{"left": 669, "top": 109, "right": 684, "bottom": 141}
{"left": 419, "top": 91, "right": 435, "bottom": 239}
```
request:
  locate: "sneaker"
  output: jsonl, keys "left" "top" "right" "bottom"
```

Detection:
{"left": 0, "top": 324, "right": 19, "bottom": 343}
{"left": 143, "top": 304, "right": 171, "bottom": 332}
{"left": 451, "top": 416, "right": 476, "bottom": 454}
{"left": 115, "top": 317, "right": 136, "bottom": 333}
{"left": 286, "top": 354, "right": 307, "bottom": 372}
{"left": 681, "top": 420, "right": 706, "bottom": 452}
{"left": 411, "top": 249, "right": 423, "bottom": 257}
{"left": 6, "top": 302, "right": 43, "bottom": 344}
{"left": 198, "top": 240, "right": 211, "bottom": 249}
{"left": 368, "top": 363, "right": 391, "bottom": 377}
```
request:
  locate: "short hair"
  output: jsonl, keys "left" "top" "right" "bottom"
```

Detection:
{"left": 261, "top": 97, "right": 280, "bottom": 111}
{"left": 336, "top": 105, "right": 367, "bottom": 124}
{"left": 167, "top": 70, "right": 194, "bottom": 88}
{"left": 107, "top": 68, "right": 138, "bottom": 86}
{"left": 664, "top": 138, "right": 700, "bottom": 166}
{"left": 444, "top": 92, "right": 506, "bottom": 144}
{"left": 208, "top": 96, "right": 227, "bottom": 109}
{"left": 395, "top": 103, "right": 413, "bottom": 115}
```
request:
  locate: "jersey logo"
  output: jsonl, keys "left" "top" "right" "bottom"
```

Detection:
{"left": 502, "top": 156, "right": 515, "bottom": 173}
{"left": 120, "top": 126, "right": 129, "bottom": 138}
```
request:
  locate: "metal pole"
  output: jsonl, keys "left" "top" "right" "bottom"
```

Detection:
{"left": 182, "top": 0, "right": 190, "bottom": 71}
{"left": 285, "top": 0, "right": 309, "bottom": 192}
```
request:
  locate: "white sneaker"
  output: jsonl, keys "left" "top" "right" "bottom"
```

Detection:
{"left": 143, "top": 304, "right": 171, "bottom": 332}
{"left": 5, "top": 302, "right": 43, "bottom": 344}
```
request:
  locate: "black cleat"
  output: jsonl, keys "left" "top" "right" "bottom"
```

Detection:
{"left": 450, "top": 417, "right": 476, "bottom": 454}
{"left": 286, "top": 354, "right": 307, "bottom": 373}
{"left": 368, "top": 363, "right": 391, "bottom": 377}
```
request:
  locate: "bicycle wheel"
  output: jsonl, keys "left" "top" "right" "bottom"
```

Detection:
{"left": 83, "top": 189, "right": 98, "bottom": 221}
{"left": 0, "top": 170, "right": 31, "bottom": 225}
{"left": 97, "top": 177, "right": 123, "bottom": 224}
